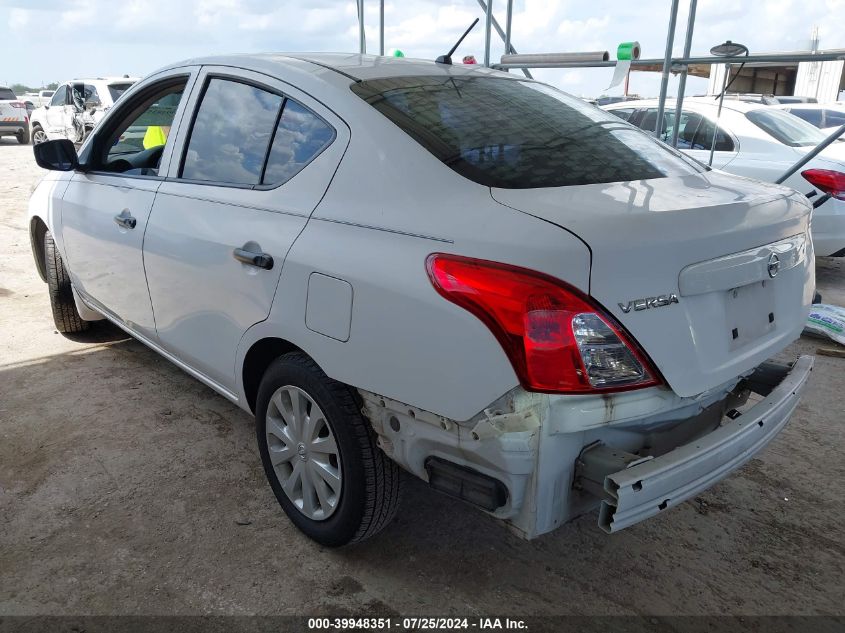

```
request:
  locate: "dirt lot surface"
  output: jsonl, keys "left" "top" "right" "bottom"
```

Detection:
{"left": 1, "top": 137, "right": 843, "bottom": 619}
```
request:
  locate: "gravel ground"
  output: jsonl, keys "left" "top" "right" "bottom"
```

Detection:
{"left": 0, "top": 137, "right": 843, "bottom": 619}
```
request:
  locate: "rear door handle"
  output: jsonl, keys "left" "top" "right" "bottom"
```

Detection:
{"left": 113, "top": 212, "right": 136, "bottom": 229}
{"left": 233, "top": 246, "right": 274, "bottom": 270}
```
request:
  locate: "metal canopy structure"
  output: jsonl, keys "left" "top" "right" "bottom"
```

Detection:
{"left": 356, "top": 0, "right": 845, "bottom": 158}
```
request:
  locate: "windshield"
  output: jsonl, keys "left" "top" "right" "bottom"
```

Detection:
{"left": 0, "top": 88, "right": 16, "bottom": 100}
{"left": 351, "top": 76, "right": 703, "bottom": 189}
{"left": 108, "top": 82, "right": 135, "bottom": 103}
{"left": 746, "top": 108, "right": 828, "bottom": 147}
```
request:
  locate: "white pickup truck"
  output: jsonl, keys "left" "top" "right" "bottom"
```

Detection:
{"left": 0, "top": 85, "right": 30, "bottom": 144}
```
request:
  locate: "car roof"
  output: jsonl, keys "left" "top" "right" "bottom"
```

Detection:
{"left": 162, "top": 52, "right": 507, "bottom": 83}
{"left": 602, "top": 97, "right": 762, "bottom": 114}
{"left": 769, "top": 103, "right": 845, "bottom": 111}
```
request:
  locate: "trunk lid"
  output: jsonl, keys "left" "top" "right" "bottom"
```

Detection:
{"left": 492, "top": 170, "right": 814, "bottom": 397}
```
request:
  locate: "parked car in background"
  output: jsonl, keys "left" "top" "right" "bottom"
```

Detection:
{"left": 770, "top": 103, "right": 845, "bottom": 133}
{"left": 29, "top": 77, "right": 138, "bottom": 145}
{"left": 0, "top": 85, "right": 30, "bottom": 144}
{"left": 723, "top": 94, "right": 819, "bottom": 105}
{"left": 604, "top": 97, "right": 845, "bottom": 256}
{"left": 29, "top": 54, "right": 814, "bottom": 546}
{"left": 24, "top": 90, "right": 56, "bottom": 108}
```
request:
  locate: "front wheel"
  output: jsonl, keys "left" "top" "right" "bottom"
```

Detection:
{"left": 256, "top": 352, "right": 401, "bottom": 546}
{"left": 44, "top": 230, "right": 90, "bottom": 333}
{"left": 31, "top": 125, "right": 47, "bottom": 145}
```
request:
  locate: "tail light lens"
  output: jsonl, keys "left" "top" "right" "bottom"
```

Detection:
{"left": 426, "top": 254, "right": 661, "bottom": 394}
{"left": 802, "top": 169, "right": 845, "bottom": 201}
{"left": 10, "top": 101, "right": 26, "bottom": 109}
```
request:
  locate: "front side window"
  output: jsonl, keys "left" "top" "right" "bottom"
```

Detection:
{"left": 608, "top": 108, "right": 636, "bottom": 122}
{"left": 98, "top": 80, "right": 186, "bottom": 176}
{"left": 823, "top": 110, "right": 845, "bottom": 128}
{"left": 50, "top": 86, "right": 67, "bottom": 107}
{"left": 351, "top": 76, "right": 702, "bottom": 189}
{"left": 746, "top": 108, "right": 827, "bottom": 147}
{"left": 181, "top": 78, "right": 335, "bottom": 187}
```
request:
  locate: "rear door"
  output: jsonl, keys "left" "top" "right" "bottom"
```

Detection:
{"left": 60, "top": 69, "right": 198, "bottom": 338}
{"left": 144, "top": 67, "right": 349, "bottom": 392}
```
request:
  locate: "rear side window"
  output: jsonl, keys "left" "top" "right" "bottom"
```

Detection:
{"left": 351, "top": 76, "right": 702, "bottom": 189}
{"left": 181, "top": 78, "right": 334, "bottom": 186}
{"left": 788, "top": 108, "right": 823, "bottom": 127}
{"left": 746, "top": 108, "right": 827, "bottom": 147}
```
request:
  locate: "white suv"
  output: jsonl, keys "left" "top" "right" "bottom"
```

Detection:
{"left": 28, "top": 54, "right": 814, "bottom": 546}
{"left": 29, "top": 77, "right": 137, "bottom": 145}
{"left": 0, "top": 85, "right": 30, "bottom": 144}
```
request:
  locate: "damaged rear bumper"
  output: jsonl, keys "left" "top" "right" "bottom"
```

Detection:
{"left": 585, "top": 355, "right": 814, "bottom": 533}
{"left": 360, "top": 355, "right": 813, "bottom": 539}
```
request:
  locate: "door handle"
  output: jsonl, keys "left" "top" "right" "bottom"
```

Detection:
{"left": 233, "top": 247, "right": 274, "bottom": 270}
{"left": 113, "top": 213, "right": 136, "bottom": 229}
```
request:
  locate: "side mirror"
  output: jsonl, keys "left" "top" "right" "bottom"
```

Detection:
{"left": 33, "top": 139, "right": 79, "bottom": 172}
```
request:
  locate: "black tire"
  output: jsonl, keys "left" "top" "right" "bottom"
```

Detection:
{"left": 256, "top": 352, "right": 400, "bottom": 546}
{"left": 44, "top": 230, "right": 90, "bottom": 333}
{"left": 31, "top": 125, "right": 47, "bottom": 145}
{"left": 16, "top": 127, "right": 30, "bottom": 145}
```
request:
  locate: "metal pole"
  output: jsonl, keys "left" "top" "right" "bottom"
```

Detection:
{"left": 379, "top": 0, "right": 384, "bottom": 56}
{"left": 505, "top": 0, "right": 513, "bottom": 56}
{"left": 775, "top": 123, "right": 845, "bottom": 184}
{"left": 708, "top": 63, "right": 729, "bottom": 166}
{"left": 671, "top": 0, "right": 697, "bottom": 148}
{"left": 358, "top": 0, "right": 365, "bottom": 55}
{"left": 654, "top": 0, "right": 680, "bottom": 138}
{"left": 476, "top": 0, "right": 532, "bottom": 78}
{"left": 484, "top": 0, "right": 493, "bottom": 67}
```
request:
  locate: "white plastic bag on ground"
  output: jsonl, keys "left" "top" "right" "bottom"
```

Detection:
{"left": 804, "top": 304, "right": 845, "bottom": 346}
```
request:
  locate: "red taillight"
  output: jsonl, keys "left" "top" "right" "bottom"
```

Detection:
{"left": 10, "top": 101, "right": 25, "bottom": 109}
{"left": 802, "top": 169, "right": 845, "bottom": 201}
{"left": 426, "top": 254, "right": 661, "bottom": 394}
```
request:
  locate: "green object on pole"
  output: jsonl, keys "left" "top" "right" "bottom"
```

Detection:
{"left": 391, "top": 49, "right": 405, "bottom": 58}
{"left": 616, "top": 41, "right": 641, "bottom": 60}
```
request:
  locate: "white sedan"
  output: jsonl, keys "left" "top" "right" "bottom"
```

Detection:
{"left": 29, "top": 54, "right": 814, "bottom": 545}
{"left": 604, "top": 97, "right": 845, "bottom": 256}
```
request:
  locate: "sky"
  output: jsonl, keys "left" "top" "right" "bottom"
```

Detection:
{"left": 2, "top": 0, "right": 844, "bottom": 98}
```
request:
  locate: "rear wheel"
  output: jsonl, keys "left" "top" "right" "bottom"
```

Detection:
{"left": 16, "top": 127, "right": 30, "bottom": 145}
{"left": 31, "top": 125, "right": 47, "bottom": 145}
{"left": 44, "top": 230, "right": 89, "bottom": 333}
{"left": 256, "top": 352, "right": 401, "bottom": 546}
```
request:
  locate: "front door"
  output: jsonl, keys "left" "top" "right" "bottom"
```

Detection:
{"left": 144, "top": 67, "right": 347, "bottom": 391}
{"left": 60, "top": 71, "right": 196, "bottom": 338}
{"left": 44, "top": 85, "right": 72, "bottom": 139}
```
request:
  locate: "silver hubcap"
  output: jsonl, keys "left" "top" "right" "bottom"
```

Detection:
{"left": 266, "top": 385, "right": 342, "bottom": 521}
{"left": 33, "top": 130, "right": 47, "bottom": 144}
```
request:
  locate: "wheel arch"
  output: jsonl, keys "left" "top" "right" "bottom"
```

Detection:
{"left": 30, "top": 216, "right": 48, "bottom": 282}
{"left": 241, "top": 336, "right": 306, "bottom": 414}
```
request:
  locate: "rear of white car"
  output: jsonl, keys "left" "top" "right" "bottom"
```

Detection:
{"left": 28, "top": 55, "right": 815, "bottom": 544}
{"left": 337, "top": 70, "right": 815, "bottom": 538}
{"left": 0, "top": 85, "right": 30, "bottom": 144}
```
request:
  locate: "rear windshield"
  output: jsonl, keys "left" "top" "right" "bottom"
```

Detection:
{"left": 108, "top": 83, "right": 135, "bottom": 103}
{"left": 746, "top": 108, "right": 828, "bottom": 147}
{"left": 351, "top": 76, "right": 703, "bottom": 189}
{"left": 0, "top": 88, "right": 16, "bottom": 100}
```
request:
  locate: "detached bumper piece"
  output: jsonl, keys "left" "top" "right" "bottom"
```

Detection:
{"left": 587, "top": 355, "right": 813, "bottom": 533}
